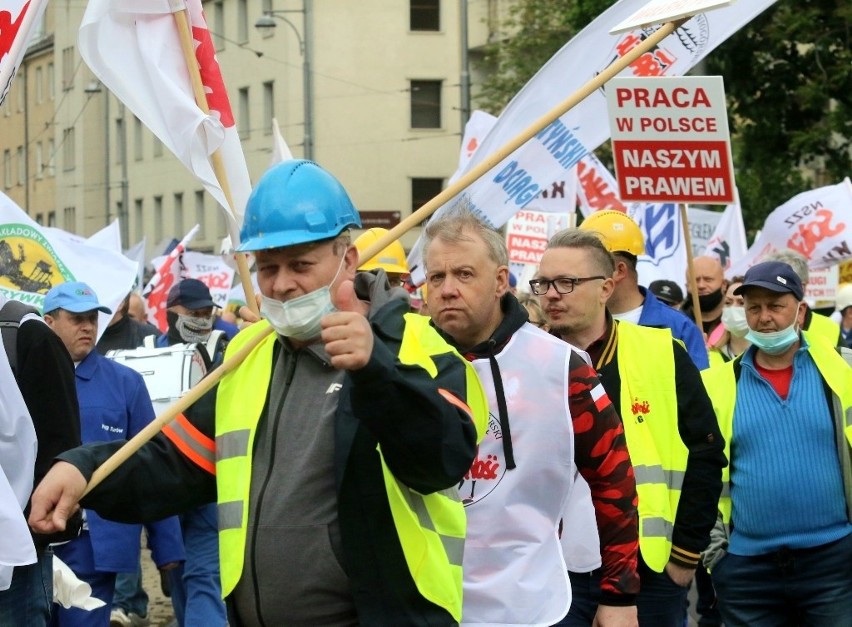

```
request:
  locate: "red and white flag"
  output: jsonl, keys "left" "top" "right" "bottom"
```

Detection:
{"left": 0, "top": 0, "right": 48, "bottom": 105}
{"left": 576, "top": 154, "right": 628, "bottom": 217}
{"left": 142, "top": 224, "right": 200, "bottom": 332}
{"left": 78, "top": 0, "right": 251, "bottom": 244}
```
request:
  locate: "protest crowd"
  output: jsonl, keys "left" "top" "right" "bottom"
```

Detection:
{"left": 1, "top": 2, "right": 850, "bottom": 627}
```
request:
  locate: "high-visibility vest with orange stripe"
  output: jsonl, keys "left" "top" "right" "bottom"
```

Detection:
{"left": 617, "top": 322, "right": 689, "bottom": 572}
{"left": 702, "top": 332, "right": 852, "bottom": 525}
{"left": 214, "top": 316, "right": 487, "bottom": 621}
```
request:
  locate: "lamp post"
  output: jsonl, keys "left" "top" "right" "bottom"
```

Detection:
{"left": 255, "top": 1, "right": 314, "bottom": 160}
{"left": 85, "top": 80, "right": 129, "bottom": 246}
{"left": 84, "top": 80, "right": 110, "bottom": 229}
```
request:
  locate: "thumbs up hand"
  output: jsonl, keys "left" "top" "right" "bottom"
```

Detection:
{"left": 321, "top": 279, "right": 374, "bottom": 370}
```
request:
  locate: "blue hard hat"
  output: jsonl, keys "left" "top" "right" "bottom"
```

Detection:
{"left": 238, "top": 160, "right": 361, "bottom": 252}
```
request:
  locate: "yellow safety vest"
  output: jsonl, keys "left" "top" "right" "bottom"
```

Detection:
{"left": 806, "top": 311, "right": 841, "bottom": 348}
{"left": 616, "top": 322, "right": 689, "bottom": 572}
{"left": 214, "top": 316, "right": 487, "bottom": 621}
{"left": 701, "top": 334, "right": 852, "bottom": 524}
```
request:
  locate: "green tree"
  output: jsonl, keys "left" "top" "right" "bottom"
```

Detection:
{"left": 476, "top": 1, "right": 851, "bottom": 230}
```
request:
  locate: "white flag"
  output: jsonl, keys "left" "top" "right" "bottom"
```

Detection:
{"left": 78, "top": 0, "right": 252, "bottom": 244}
{"left": 704, "top": 202, "right": 747, "bottom": 276}
{"left": 0, "top": 0, "right": 48, "bottom": 105}
{"left": 270, "top": 117, "right": 294, "bottom": 165}
{"left": 407, "top": 0, "right": 778, "bottom": 283}
{"left": 729, "top": 179, "right": 852, "bottom": 276}
{"left": 0, "top": 192, "right": 137, "bottom": 340}
{"left": 87, "top": 219, "right": 123, "bottom": 252}
{"left": 124, "top": 237, "right": 147, "bottom": 290}
{"left": 449, "top": 111, "right": 498, "bottom": 185}
{"left": 629, "top": 202, "right": 687, "bottom": 292}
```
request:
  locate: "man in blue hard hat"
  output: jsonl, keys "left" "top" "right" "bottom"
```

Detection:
{"left": 30, "top": 160, "right": 486, "bottom": 626}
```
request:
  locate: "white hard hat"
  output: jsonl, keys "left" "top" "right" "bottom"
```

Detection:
{"left": 835, "top": 284, "right": 852, "bottom": 312}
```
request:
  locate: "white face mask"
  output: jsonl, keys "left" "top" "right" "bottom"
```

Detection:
{"left": 721, "top": 306, "right": 749, "bottom": 338}
{"left": 261, "top": 254, "right": 346, "bottom": 341}
{"left": 176, "top": 313, "right": 213, "bottom": 343}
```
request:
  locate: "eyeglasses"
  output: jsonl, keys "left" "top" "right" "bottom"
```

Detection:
{"left": 528, "top": 276, "right": 606, "bottom": 296}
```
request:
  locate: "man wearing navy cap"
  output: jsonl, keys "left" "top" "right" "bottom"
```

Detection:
{"left": 42, "top": 282, "right": 184, "bottom": 627}
{"left": 702, "top": 261, "right": 852, "bottom": 625}
{"left": 154, "top": 278, "right": 237, "bottom": 364}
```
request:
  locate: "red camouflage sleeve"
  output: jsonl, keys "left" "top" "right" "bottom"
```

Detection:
{"left": 568, "top": 352, "right": 640, "bottom": 605}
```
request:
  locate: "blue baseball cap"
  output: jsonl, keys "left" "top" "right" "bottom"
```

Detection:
{"left": 43, "top": 282, "right": 112, "bottom": 315}
{"left": 167, "top": 278, "right": 215, "bottom": 310}
{"left": 734, "top": 261, "right": 804, "bottom": 301}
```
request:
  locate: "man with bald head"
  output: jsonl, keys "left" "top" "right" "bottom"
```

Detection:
{"left": 683, "top": 256, "right": 727, "bottom": 338}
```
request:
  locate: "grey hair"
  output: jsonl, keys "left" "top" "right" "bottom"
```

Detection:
{"left": 546, "top": 228, "right": 615, "bottom": 276}
{"left": 423, "top": 198, "right": 509, "bottom": 267}
{"left": 764, "top": 249, "right": 809, "bottom": 284}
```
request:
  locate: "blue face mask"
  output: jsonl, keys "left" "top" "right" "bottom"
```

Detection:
{"left": 745, "top": 321, "right": 800, "bottom": 355}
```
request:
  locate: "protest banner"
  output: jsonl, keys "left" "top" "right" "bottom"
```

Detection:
{"left": 0, "top": 0, "right": 48, "bottom": 104}
{"left": 142, "top": 224, "right": 199, "bottom": 332}
{"left": 687, "top": 207, "right": 722, "bottom": 257}
{"left": 729, "top": 179, "right": 852, "bottom": 276}
{"left": 150, "top": 250, "right": 234, "bottom": 309}
{"left": 805, "top": 266, "right": 838, "bottom": 307}
{"left": 398, "top": 0, "right": 777, "bottom": 283}
{"left": 0, "top": 191, "right": 137, "bottom": 339}
{"left": 506, "top": 210, "right": 572, "bottom": 290}
{"left": 607, "top": 76, "right": 735, "bottom": 203}
{"left": 576, "top": 154, "right": 628, "bottom": 217}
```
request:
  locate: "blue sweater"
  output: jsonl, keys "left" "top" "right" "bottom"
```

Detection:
{"left": 729, "top": 344, "right": 851, "bottom": 555}
{"left": 638, "top": 287, "right": 709, "bottom": 370}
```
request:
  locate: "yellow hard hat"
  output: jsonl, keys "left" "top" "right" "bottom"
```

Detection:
{"left": 354, "top": 228, "right": 410, "bottom": 274}
{"left": 578, "top": 210, "right": 645, "bottom": 256}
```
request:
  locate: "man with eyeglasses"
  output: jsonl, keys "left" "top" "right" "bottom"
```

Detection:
{"left": 423, "top": 206, "right": 640, "bottom": 626}
{"left": 536, "top": 229, "right": 725, "bottom": 627}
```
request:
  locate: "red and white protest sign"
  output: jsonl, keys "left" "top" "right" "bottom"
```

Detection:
{"left": 606, "top": 76, "right": 735, "bottom": 203}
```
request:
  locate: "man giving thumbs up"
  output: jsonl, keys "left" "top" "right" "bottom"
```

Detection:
{"left": 30, "top": 160, "right": 485, "bottom": 626}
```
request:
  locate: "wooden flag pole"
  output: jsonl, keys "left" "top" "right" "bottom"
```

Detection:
{"left": 83, "top": 324, "right": 274, "bottom": 495}
{"left": 173, "top": 7, "right": 259, "bottom": 317}
{"left": 80, "top": 15, "right": 688, "bottom": 491}
{"left": 680, "top": 203, "right": 704, "bottom": 330}
{"left": 358, "top": 17, "right": 687, "bottom": 264}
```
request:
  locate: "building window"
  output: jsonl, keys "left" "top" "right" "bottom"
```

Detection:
{"left": 410, "top": 0, "right": 440, "bottom": 31}
{"left": 134, "top": 117, "right": 143, "bottom": 161}
{"left": 35, "top": 142, "right": 43, "bottom": 179}
{"left": 47, "top": 62, "right": 55, "bottom": 99}
{"left": 410, "top": 80, "right": 441, "bottom": 128}
{"left": 238, "top": 87, "right": 250, "bottom": 139}
{"left": 263, "top": 81, "right": 274, "bottom": 135}
{"left": 213, "top": 0, "right": 225, "bottom": 51}
{"left": 153, "top": 133, "right": 163, "bottom": 158}
{"left": 174, "top": 192, "right": 184, "bottom": 233}
{"left": 115, "top": 117, "right": 124, "bottom": 165}
{"left": 62, "top": 46, "right": 74, "bottom": 91}
{"left": 35, "top": 66, "right": 43, "bottom": 103}
{"left": 63, "top": 206, "right": 76, "bottom": 230}
{"left": 46, "top": 139, "right": 55, "bottom": 176}
{"left": 47, "top": 211, "right": 56, "bottom": 227}
{"left": 134, "top": 199, "right": 144, "bottom": 241}
{"left": 195, "top": 190, "right": 206, "bottom": 239}
{"left": 411, "top": 177, "right": 443, "bottom": 213}
{"left": 16, "top": 77, "right": 24, "bottom": 112}
{"left": 62, "top": 127, "right": 76, "bottom": 171}
{"left": 154, "top": 196, "right": 163, "bottom": 241}
{"left": 3, "top": 150, "right": 11, "bottom": 189}
{"left": 16, "top": 146, "right": 24, "bottom": 186}
{"left": 217, "top": 201, "right": 226, "bottom": 238}
{"left": 237, "top": 0, "right": 249, "bottom": 43}
{"left": 35, "top": 213, "right": 43, "bottom": 225}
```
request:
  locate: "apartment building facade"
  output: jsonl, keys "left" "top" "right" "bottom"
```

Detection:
{"left": 0, "top": 0, "right": 512, "bottom": 258}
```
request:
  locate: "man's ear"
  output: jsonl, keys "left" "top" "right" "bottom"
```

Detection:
{"left": 496, "top": 265, "right": 510, "bottom": 296}
{"left": 43, "top": 313, "right": 55, "bottom": 328}
{"left": 343, "top": 245, "right": 359, "bottom": 277}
